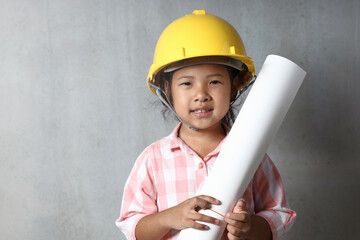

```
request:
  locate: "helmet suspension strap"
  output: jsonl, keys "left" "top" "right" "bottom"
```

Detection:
{"left": 148, "top": 78, "right": 198, "bottom": 131}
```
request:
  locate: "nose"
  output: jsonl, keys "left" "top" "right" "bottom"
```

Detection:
{"left": 194, "top": 85, "right": 210, "bottom": 102}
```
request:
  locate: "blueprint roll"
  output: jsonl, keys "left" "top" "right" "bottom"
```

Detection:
{"left": 177, "top": 55, "right": 306, "bottom": 240}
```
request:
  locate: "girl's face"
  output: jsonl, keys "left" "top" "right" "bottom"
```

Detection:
{"left": 170, "top": 64, "right": 232, "bottom": 131}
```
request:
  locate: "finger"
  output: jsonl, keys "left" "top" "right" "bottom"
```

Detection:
{"left": 226, "top": 212, "right": 249, "bottom": 223}
{"left": 189, "top": 196, "right": 220, "bottom": 211}
{"left": 225, "top": 213, "right": 252, "bottom": 236}
{"left": 224, "top": 216, "right": 249, "bottom": 231}
{"left": 226, "top": 221, "right": 251, "bottom": 236}
{"left": 197, "top": 195, "right": 221, "bottom": 205}
{"left": 185, "top": 219, "right": 211, "bottom": 231}
{"left": 189, "top": 198, "right": 211, "bottom": 211}
{"left": 227, "top": 231, "right": 246, "bottom": 240}
{"left": 233, "top": 199, "right": 246, "bottom": 213}
{"left": 191, "top": 211, "right": 221, "bottom": 225}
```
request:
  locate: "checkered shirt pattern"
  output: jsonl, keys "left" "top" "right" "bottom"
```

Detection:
{"left": 116, "top": 123, "right": 296, "bottom": 239}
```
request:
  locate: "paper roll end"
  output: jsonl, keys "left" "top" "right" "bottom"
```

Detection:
{"left": 266, "top": 55, "right": 307, "bottom": 76}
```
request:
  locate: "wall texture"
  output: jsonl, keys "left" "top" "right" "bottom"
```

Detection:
{"left": 0, "top": 0, "right": 359, "bottom": 239}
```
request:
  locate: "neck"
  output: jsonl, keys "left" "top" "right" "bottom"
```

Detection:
{"left": 178, "top": 123, "right": 227, "bottom": 158}
{"left": 180, "top": 123, "right": 225, "bottom": 138}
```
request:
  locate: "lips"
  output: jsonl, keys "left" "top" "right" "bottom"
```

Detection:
{"left": 193, "top": 109, "right": 211, "bottom": 113}
{"left": 191, "top": 107, "right": 213, "bottom": 117}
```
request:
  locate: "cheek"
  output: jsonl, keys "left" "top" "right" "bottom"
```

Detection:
{"left": 214, "top": 93, "right": 229, "bottom": 111}
{"left": 218, "top": 91, "right": 231, "bottom": 113}
{"left": 220, "top": 88, "right": 232, "bottom": 104}
{"left": 171, "top": 91, "right": 186, "bottom": 110}
{"left": 222, "top": 98, "right": 231, "bottom": 112}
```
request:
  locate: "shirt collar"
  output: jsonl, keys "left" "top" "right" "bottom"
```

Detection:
{"left": 168, "top": 123, "right": 183, "bottom": 150}
{"left": 167, "top": 122, "right": 230, "bottom": 156}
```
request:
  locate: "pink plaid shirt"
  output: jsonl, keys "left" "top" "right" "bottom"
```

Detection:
{"left": 116, "top": 123, "right": 296, "bottom": 239}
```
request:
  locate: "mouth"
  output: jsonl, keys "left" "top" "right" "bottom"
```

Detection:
{"left": 193, "top": 109, "right": 211, "bottom": 113}
{"left": 191, "top": 108, "right": 213, "bottom": 117}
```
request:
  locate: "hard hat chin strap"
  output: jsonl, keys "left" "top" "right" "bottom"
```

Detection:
{"left": 148, "top": 78, "right": 198, "bottom": 131}
{"left": 231, "top": 75, "right": 257, "bottom": 104}
{"left": 147, "top": 74, "right": 256, "bottom": 131}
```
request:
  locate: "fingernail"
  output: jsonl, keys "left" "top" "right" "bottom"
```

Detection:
{"left": 204, "top": 225, "right": 210, "bottom": 230}
{"left": 226, "top": 213, "right": 231, "bottom": 217}
{"left": 214, "top": 219, "right": 220, "bottom": 224}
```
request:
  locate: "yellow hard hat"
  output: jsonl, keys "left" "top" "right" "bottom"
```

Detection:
{"left": 147, "top": 9, "right": 255, "bottom": 95}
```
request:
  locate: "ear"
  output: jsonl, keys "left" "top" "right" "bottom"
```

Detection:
{"left": 164, "top": 80, "right": 169, "bottom": 95}
{"left": 164, "top": 80, "right": 172, "bottom": 103}
{"left": 230, "top": 75, "right": 240, "bottom": 101}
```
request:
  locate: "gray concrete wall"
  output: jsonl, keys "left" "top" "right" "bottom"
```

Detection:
{"left": 0, "top": 0, "right": 359, "bottom": 239}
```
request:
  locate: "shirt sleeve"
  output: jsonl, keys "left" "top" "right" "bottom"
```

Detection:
{"left": 253, "top": 154, "right": 296, "bottom": 240}
{"left": 115, "top": 148, "right": 158, "bottom": 239}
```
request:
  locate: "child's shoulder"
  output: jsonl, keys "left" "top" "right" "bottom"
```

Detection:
{"left": 145, "top": 134, "right": 172, "bottom": 152}
{"left": 137, "top": 132, "right": 176, "bottom": 160}
{"left": 142, "top": 125, "right": 180, "bottom": 154}
{"left": 130, "top": 133, "right": 176, "bottom": 175}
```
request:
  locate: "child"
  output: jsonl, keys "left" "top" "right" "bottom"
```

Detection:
{"left": 116, "top": 10, "right": 296, "bottom": 240}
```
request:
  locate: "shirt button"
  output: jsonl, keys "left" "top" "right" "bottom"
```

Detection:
{"left": 198, "top": 162, "right": 204, "bottom": 169}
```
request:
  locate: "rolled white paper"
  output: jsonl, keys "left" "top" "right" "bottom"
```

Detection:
{"left": 177, "top": 55, "right": 306, "bottom": 240}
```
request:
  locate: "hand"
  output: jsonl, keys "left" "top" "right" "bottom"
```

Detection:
{"left": 224, "top": 199, "right": 251, "bottom": 240}
{"left": 166, "top": 195, "right": 221, "bottom": 231}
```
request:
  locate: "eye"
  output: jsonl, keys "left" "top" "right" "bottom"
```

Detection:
{"left": 210, "top": 80, "right": 221, "bottom": 85}
{"left": 180, "top": 82, "right": 192, "bottom": 86}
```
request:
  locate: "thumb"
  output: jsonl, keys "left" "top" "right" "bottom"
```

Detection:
{"left": 233, "top": 199, "right": 247, "bottom": 213}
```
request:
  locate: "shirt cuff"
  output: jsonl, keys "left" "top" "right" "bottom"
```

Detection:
{"left": 116, "top": 213, "right": 148, "bottom": 240}
{"left": 256, "top": 211, "right": 283, "bottom": 240}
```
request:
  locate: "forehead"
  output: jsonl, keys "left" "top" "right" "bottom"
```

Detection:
{"left": 172, "top": 64, "right": 229, "bottom": 78}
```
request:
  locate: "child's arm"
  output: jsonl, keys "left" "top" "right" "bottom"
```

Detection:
{"left": 135, "top": 195, "right": 221, "bottom": 240}
{"left": 224, "top": 199, "right": 272, "bottom": 240}
{"left": 227, "top": 154, "right": 295, "bottom": 240}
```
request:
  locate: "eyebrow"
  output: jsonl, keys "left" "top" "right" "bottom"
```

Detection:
{"left": 206, "top": 73, "right": 224, "bottom": 78}
{"left": 175, "top": 75, "right": 194, "bottom": 81}
{"left": 174, "top": 73, "right": 224, "bottom": 81}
